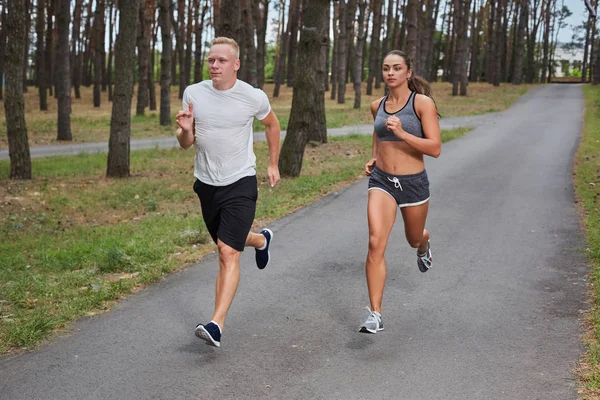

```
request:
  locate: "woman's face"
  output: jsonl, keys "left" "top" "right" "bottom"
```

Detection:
{"left": 382, "top": 54, "right": 412, "bottom": 89}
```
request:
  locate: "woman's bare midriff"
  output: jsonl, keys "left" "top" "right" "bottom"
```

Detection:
{"left": 376, "top": 141, "right": 425, "bottom": 175}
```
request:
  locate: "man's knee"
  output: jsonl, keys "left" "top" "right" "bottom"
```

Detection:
{"left": 217, "top": 241, "right": 241, "bottom": 265}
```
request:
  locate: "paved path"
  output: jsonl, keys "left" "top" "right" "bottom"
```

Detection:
{"left": 0, "top": 114, "right": 491, "bottom": 160}
{"left": 0, "top": 84, "right": 588, "bottom": 399}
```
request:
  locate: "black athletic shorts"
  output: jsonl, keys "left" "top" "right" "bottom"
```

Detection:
{"left": 193, "top": 175, "right": 258, "bottom": 252}
{"left": 368, "top": 167, "right": 430, "bottom": 207}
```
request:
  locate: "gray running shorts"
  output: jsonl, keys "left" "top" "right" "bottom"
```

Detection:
{"left": 368, "top": 167, "right": 430, "bottom": 207}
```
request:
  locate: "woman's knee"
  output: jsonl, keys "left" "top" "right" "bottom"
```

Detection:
{"left": 368, "top": 235, "right": 387, "bottom": 257}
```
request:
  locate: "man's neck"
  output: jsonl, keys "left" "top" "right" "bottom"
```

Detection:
{"left": 212, "top": 78, "right": 237, "bottom": 91}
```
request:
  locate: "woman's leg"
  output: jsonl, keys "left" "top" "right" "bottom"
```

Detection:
{"left": 400, "top": 201, "right": 430, "bottom": 254}
{"left": 365, "top": 189, "right": 398, "bottom": 313}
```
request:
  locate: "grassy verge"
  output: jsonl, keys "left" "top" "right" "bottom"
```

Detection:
{"left": 0, "top": 82, "right": 532, "bottom": 148}
{"left": 576, "top": 84, "right": 600, "bottom": 398}
{"left": 0, "top": 127, "right": 470, "bottom": 354}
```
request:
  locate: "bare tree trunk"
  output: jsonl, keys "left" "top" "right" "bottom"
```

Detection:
{"left": 353, "top": 0, "right": 367, "bottom": 109}
{"left": 136, "top": 0, "right": 152, "bottom": 115}
{"left": 526, "top": 0, "right": 542, "bottom": 83}
{"left": 541, "top": 0, "right": 551, "bottom": 83}
{"left": 56, "top": 0, "right": 72, "bottom": 141}
{"left": 158, "top": 0, "right": 172, "bottom": 125}
{"left": 107, "top": 0, "right": 140, "bottom": 178}
{"left": 194, "top": 0, "right": 209, "bottom": 83}
{"left": 336, "top": 0, "right": 348, "bottom": 103}
{"left": 217, "top": 0, "right": 241, "bottom": 42}
{"left": 252, "top": 0, "right": 269, "bottom": 88}
{"left": 273, "top": 0, "right": 288, "bottom": 97}
{"left": 279, "top": 0, "right": 328, "bottom": 177}
{"left": 286, "top": 0, "right": 300, "bottom": 87}
{"left": 594, "top": 36, "right": 600, "bottom": 85}
{"left": 22, "top": 0, "right": 31, "bottom": 93}
{"left": 452, "top": 0, "right": 469, "bottom": 95}
{"left": 45, "top": 0, "right": 54, "bottom": 96}
{"left": 82, "top": 0, "right": 93, "bottom": 87}
{"left": 176, "top": 0, "right": 185, "bottom": 98}
{"left": 36, "top": 0, "right": 48, "bottom": 110}
{"left": 107, "top": 0, "right": 115, "bottom": 101}
{"left": 582, "top": 9, "right": 592, "bottom": 82}
{"left": 5, "top": 0, "right": 31, "bottom": 179}
{"left": 0, "top": 5, "right": 7, "bottom": 100}
{"left": 184, "top": 0, "right": 193, "bottom": 88}
{"left": 406, "top": 0, "right": 419, "bottom": 71}
{"left": 366, "top": 0, "right": 382, "bottom": 95}
{"left": 72, "top": 0, "right": 83, "bottom": 99}
{"left": 241, "top": 0, "right": 258, "bottom": 86}
{"left": 323, "top": 0, "right": 331, "bottom": 92}
{"left": 330, "top": 3, "right": 338, "bottom": 100}
{"left": 93, "top": 0, "right": 105, "bottom": 107}
{"left": 513, "top": 0, "right": 527, "bottom": 84}
{"left": 468, "top": 0, "right": 480, "bottom": 81}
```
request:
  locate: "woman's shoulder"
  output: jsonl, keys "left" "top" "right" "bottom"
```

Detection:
{"left": 371, "top": 96, "right": 386, "bottom": 112}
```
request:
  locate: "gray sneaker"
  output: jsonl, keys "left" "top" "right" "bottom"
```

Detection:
{"left": 359, "top": 307, "right": 384, "bottom": 334}
{"left": 417, "top": 240, "right": 432, "bottom": 273}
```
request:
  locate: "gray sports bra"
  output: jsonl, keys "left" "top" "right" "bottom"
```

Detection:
{"left": 374, "top": 92, "right": 424, "bottom": 142}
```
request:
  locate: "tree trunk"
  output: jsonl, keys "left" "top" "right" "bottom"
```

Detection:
{"left": 330, "top": 3, "right": 338, "bottom": 100}
{"left": 82, "top": 0, "right": 93, "bottom": 87}
{"left": 541, "top": 0, "right": 552, "bottom": 83}
{"left": 279, "top": 0, "right": 328, "bottom": 177}
{"left": 406, "top": 0, "right": 419, "bottom": 71}
{"left": 241, "top": 0, "right": 258, "bottom": 86}
{"left": 273, "top": 0, "right": 288, "bottom": 97}
{"left": 336, "top": 0, "right": 348, "bottom": 103}
{"left": 56, "top": 0, "right": 72, "bottom": 141}
{"left": 526, "top": 0, "right": 542, "bottom": 83}
{"left": 176, "top": 0, "right": 185, "bottom": 98}
{"left": 286, "top": 0, "right": 300, "bottom": 87}
{"left": 36, "top": 0, "right": 48, "bottom": 110}
{"left": 582, "top": 10, "right": 592, "bottom": 82}
{"left": 468, "top": 0, "right": 480, "bottom": 81}
{"left": 93, "top": 0, "right": 105, "bottom": 107}
{"left": 44, "top": 0, "right": 54, "bottom": 96}
{"left": 107, "top": 0, "right": 115, "bottom": 101}
{"left": 594, "top": 36, "right": 600, "bottom": 85}
{"left": 252, "top": 0, "right": 269, "bottom": 88}
{"left": 366, "top": 0, "right": 382, "bottom": 95}
{"left": 158, "top": 0, "right": 172, "bottom": 125}
{"left": 194, "top": 1, "right": 209, "bottom": 83}
{"left": 353, "top": 0, "right": 368, "bottom": 109}
{"left": 184, "top": 0, "right": 193, "bottom": 88}
{"left": 217, "top": 0, "right": 241, "bottom": 42}
{"left": 0, "top": 5, "right": 7, "bottom": 100}
{"left": 513, "top": 0, "right": 527, "bottom": 84}
{"left": 5, "top": 0, "right": 32, "bottom": 179}
{"left": 72, "top": 0, "right": 83, "bottom": 99}
{"left": 107, "top": 0, "right": 139, "bottom": 178}
{"left": 452, "top": 0, "right": 469, "bottom": 95}
{"left": 137, "top": 0, "right": 152, "bottom": 115}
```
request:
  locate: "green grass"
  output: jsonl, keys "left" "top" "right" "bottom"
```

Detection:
{"left": 575, "top": 84, "right": 600, "bottom": 398}
{"left": 0, "top": 127, "right": 472, "bottom": 353}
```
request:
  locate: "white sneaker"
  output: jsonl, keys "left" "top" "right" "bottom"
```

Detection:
{"left": 359, "top": 307, "right": 384, "bottom": 333}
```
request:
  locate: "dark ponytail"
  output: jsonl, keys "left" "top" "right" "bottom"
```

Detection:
{"left": 386, "top": 50, "right": 441, "bottom": 118}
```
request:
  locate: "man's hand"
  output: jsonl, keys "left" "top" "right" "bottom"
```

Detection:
{"left": 267, "top": 165, "right": 280, "bottom": 188}
{"left": 176, "top": 103, "right": 194, "bottom": 133}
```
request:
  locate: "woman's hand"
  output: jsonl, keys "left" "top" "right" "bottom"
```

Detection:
{"left": 365, "top": 158, "right": 376, "bottom": 176}
{"left": 386, "top": 115, "right": 404, "bottom": 139}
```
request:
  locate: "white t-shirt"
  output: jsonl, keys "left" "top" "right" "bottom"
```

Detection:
{"left": 182, "top": 79, "right": 271, "bottom": 186}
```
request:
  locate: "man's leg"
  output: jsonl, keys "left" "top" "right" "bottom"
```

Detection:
{"left": 212, "top": 240, "right": 242, "bottom": 329}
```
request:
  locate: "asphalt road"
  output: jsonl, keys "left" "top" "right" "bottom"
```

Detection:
{"left": 0, "top": 84, "right": 588, "bottom": 399}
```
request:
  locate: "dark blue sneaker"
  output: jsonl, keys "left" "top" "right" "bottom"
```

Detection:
{"left": 195, "top": 321, "right": 221, "bottom": 347}
{"left": 255, "top": 228, "right": 273, "bottom": 270}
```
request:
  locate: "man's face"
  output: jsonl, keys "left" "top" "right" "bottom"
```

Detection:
{"left": 207, "top": 44, "right": 239, "bottom": 86}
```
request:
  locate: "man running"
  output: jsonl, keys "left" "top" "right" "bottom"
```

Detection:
{"left": 176, "top": 37, "right": 281, "bottom": 348}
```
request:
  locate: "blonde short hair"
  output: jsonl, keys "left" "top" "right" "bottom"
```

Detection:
{"left": 211, "top": 37, "right": 240, "bottom": 60}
